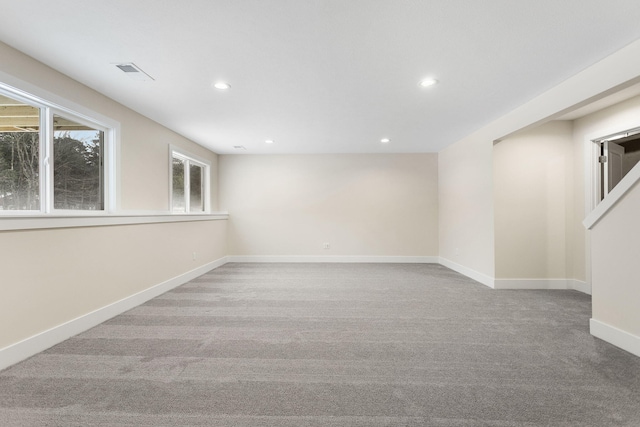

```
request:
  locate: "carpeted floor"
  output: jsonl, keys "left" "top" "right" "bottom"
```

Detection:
{"left": 1, "top": 263, "right": 639, "bottom": 426}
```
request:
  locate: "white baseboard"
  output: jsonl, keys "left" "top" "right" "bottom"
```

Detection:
{"left": 0, "top": 254, "right": 594, "bottom": 371}
{"left": 494, "top": 278, "right": 591, "bottom": 295}
{"left": 0, "top": 257, "right": 228, "bottom": 372}
{"left": 568, "top": 280, "right": 591, "bottom": 295}
{"left": 438, "top": 257, "right": 495, "bottom": 288}
{"left": 590, "top": 318, "right": 640, "bottom": 358}
{"left": 226, "top": 255, "right": 439, "bottom": 264}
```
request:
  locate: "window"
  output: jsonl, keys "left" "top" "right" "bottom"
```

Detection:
{"left": 53, "top": 115, "right": 104, "bottom": 210}
{"left": 0, "top": 84, "right": 114, "bottom": 214}
{"left": 170, "top": 147, "right": 209, "bottom": 213}
{"left": 0, "top": 93, "right": 40, "bottom": 211}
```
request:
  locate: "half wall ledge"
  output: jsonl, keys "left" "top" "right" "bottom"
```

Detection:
{"left": 0, "top": 212, "right": 229, "bottom": 232}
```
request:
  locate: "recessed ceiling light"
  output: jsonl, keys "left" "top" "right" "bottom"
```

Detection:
{"left": 381, "top": 138, "right": 390, "bottom": 143}
{"left": 419, "top": 78, "right": 438, "bottom": 88}
{"left": 265, "top": 139, "right": 274, "bottom": 144}
{"left": 213, "top": 82, "right": 231, "bottom": 90}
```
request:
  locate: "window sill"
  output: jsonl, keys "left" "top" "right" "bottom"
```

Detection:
{"left": 0, "top": 212, "right": 229, "bottom": 231}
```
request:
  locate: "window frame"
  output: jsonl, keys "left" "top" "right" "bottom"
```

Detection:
{"left": 169, "top": 145, "right": 211, "bottom": 214}
{"left": 0, "top": 81, "right": 118, "bottom": 216}
{"left": 590, "top": 126, "right": 640, "bottom": 206}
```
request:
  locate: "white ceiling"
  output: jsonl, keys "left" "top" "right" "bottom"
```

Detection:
{"left": 2, "top": 1, "right": 640, "bottom": 154}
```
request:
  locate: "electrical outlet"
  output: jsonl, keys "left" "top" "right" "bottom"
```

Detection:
{"left": 192, "top": 252, "right": 197, "bottom": 260}
{"left": 323, "top": 243, "right": 330, "bottom": 250}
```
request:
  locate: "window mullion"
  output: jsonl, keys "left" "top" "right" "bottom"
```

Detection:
{"left": 184, "top": 159, "right": 191, "bottom": 213}
{"left": 203, "top": 164, "right": 210, "bottom": 213}
{"left": 169, "top": 146, "right": 210, "bottom": 214}
{"left": 42, "top": 108, "right": 54, "bottom": 213}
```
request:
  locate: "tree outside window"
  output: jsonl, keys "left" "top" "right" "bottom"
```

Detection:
{"left": 171, "top": 149, "right": 208, "bottom": 213}
{"left": 0, "top": 90, "right": 110, "bottom": 213}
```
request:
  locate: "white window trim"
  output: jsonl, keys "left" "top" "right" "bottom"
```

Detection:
{"left": 583, "top": 125, "right": 640, "bottom": 229}
{"left": 0, "top": 74, "right": 227, "bottom": 231}
{"left": 169, "top": 145, "right": 211, "bottom": 214}
{"left": 0, "top": 80, "right": 120, "bottom": 216}
{"left": 583, "top": 125, "right": 640, "bottom": 217}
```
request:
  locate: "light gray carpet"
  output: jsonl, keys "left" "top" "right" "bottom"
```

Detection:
{"left": 1, "top": 263, "right": 639, "bottom": 426}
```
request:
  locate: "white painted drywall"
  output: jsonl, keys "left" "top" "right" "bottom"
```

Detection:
{"left": 439, "top": 37, "right": 640, "bottom": 285}
{"left": 590, "top": 179, "right": 640, "bottom": 338}
{"left": 494, "top": 121, "right": 574, "bottom": 279}
{"left": 438, "top": 135, "right": 496, "bottom": 279}
{"left": 0, "top": 220, "right": 227, "bottom": 350}
{"left": 570, "top": 94, "right": 640, "bottom": 347}
{"left": 572, "top": 94, "right": 640, "bottom": 282}
{"left": 0, "top": 41, "right": 227, "bottom": 351}
{"left": 219, "top": 154, "right": 438, "bottom": 257}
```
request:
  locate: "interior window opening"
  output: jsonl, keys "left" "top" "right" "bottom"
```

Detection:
{"left": 595, "top": 128, "right": 640, "bottom": 202}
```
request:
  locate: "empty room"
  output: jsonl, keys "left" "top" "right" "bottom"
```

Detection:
{"left": 1, "top": 1, "right": 640, "bottom": 426}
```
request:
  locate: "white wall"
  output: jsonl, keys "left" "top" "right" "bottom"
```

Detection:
{"left": 492, "top": 92, "right": 640, "bottom": 286}
{"left": 590, "top": 179, "right": 640, "bottom": 352}
{"left": 494, "top": 121, "right": 575, "bottom": 279}
{"left": 570, "top": 94, "right": 640, "bottom": 355}
{"left": 439, "top": 38, "right": 640, "bottom": 288}
{"left": 438, "top": 136, "right": 495, "bottom": 282}
{"left": 571, "top": 95, "right": 640, "bottom": 283}
{"left": 0, "top": 221, "right": 227, "bottom": 349}
{"left": 219, "top": 154, "right": 438, "bottom": 258}
{"left": 0, "top": 42, "right": 227, "bottom": 354}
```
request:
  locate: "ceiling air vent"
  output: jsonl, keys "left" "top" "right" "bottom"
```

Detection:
{"left": 115, "top": 63, "right": 154, "bottom": 81}
{"left": 233, "top": 145, "right": 247, "bottom": 150}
